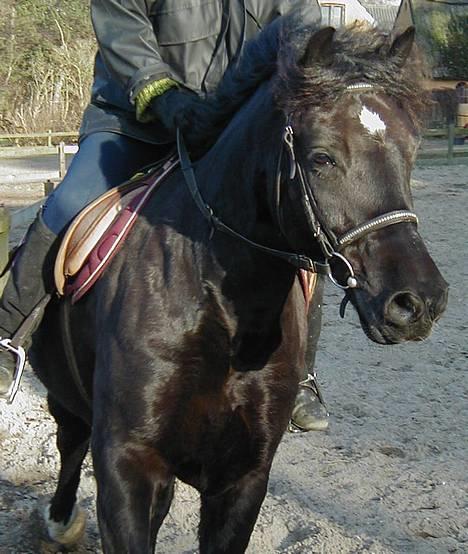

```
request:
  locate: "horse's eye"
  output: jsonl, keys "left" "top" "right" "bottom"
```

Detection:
{"left": 312, "top": 153, "right": 334, "bottom": 166}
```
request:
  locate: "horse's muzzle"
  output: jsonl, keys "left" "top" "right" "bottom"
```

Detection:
{"left": 345, "top": 224, "right": 449, "bottom": 345}
{"left": 385, "top": 285, "right": 449, "bottom": 326}
{"left": 382, "top": 284, "right": 448, "bottom": 342}
{"left": 354, "top": 280, "right": 448, "bottom": 345}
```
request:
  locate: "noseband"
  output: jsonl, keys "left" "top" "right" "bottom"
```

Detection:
{"left": 177, "top": 91, "right": 418, "bottom": 290}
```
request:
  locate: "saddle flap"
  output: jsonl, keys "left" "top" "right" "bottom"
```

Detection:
{"left": 54, "top": 157, "right": 179, "bottom": 300}
{"left": 54, "top": 178, "right": 147, "bottom": 296}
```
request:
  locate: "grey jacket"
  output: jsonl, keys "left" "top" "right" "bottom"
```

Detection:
{"left": 81, "top": 0, "right": 321, "bottom": 143}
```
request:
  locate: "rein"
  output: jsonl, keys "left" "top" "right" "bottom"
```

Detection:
{"left": 177, "top": 131, "right": 330, "bottom": 275}
{"left": 177, "top": 99, "right": 418, "bottom": 290}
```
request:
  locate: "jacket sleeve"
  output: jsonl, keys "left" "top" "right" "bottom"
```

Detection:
{"left": 253, "top": 0, "right": 322, "bottom": 27}
{"left": 277, "top": 0, "right": 322, "bottom": 24}
{"left": 91, "top": 0, "right": 175, "bottom": 103}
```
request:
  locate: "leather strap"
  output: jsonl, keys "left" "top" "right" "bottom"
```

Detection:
{"left": 177, "top": 130, "right": 330, "bottom": 275}
{"left": 61, "top": 299, "right": 92, "bottom": 410}
{"left": 10, "top": 294, "right": 52, "bottom": 349}
{"left": 337, "top": 210, "right": 418, "bottom": 247}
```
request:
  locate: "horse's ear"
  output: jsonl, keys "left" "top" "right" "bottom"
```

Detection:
{"left": 388, "top": 26, "right": 415, "bottom": 67}
{"left": 300, "top": 27, "right": 336, "bottom": 67}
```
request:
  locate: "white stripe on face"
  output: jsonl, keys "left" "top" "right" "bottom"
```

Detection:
{"left": 359, "top": 105, "right": 386, "bottom": 136}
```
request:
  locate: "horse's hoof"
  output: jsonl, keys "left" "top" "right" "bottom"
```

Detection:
{"left": 44, "top": 503, "right": 87, "bottom": 546}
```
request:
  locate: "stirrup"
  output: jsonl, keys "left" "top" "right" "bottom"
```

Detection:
{"left": 287, "top": 420, "right": 309, "bottom": 434}
{"left": 0, "top": 338, "right": 26, "bottom": 404}
{"left": 298, "top": 372, "right": 326, "bottom": 405}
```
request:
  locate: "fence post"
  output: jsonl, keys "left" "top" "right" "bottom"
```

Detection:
{"left": 0, "top": 206, "right": 11, "bottom": 296}
{"left": 447, "top": 123, "right": 455, "bottom": 163}
{"left": 58, "top": 142, "right": 66, "bottom": 179}
{"left": 47, "top": 129, "right": 53, "bottom": 148}
{"left": 44, "top": 179, "right": 55, "bottom": 196}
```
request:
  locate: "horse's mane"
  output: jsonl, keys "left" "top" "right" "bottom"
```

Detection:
{"left": 275, "top": 22, "right": 430, "bottom": 127}
{"left": 183, "top": 20, "right": 429, "bottom": 151}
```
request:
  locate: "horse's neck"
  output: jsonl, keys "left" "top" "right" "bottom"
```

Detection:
{"left": 196, "top": 90, "right": 281, "bottom": 237}
{"left": 193, "top": 92, "right": 298, "bottom": 326}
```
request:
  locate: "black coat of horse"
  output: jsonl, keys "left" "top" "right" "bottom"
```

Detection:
{"left": 31, "top": 19, "right": 447, "bottom": 554}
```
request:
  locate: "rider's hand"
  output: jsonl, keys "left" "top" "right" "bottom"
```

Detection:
{"left": 150, "top": 88, "right": 198, "bottom": 135}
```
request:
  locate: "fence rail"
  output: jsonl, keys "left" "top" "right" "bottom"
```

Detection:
{"left": 424, "top": 126, "right": 466, "bottom": 138}
{"left": 0, "top": 125, "right": 466, "bottom": 172}
{"left": 0, "top": 207, "right": 9, "bottom": 294}
{"left": 0, "top": 125, "right": 466, "bottom": 144}
{"left": 418, "top": 124, "right": 468, "bottom": 164}
{"left": 0, "top": 131, "right": 78, "bottom": 148}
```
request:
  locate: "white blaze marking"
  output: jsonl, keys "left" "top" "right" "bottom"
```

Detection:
{"left": 359, "top": 106, "right": 386, "bottom": 136}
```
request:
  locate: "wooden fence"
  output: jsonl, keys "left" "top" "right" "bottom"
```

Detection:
{"left": 0, "top": 126, "right": 466, "bottom": 168}
{"left": 0, "top": 133, "right": 79, "bottom": 293}
{"left": 418, "top": 124, "right": 468, "bottom": 164}
{"left": 0, "top": 131, "right": 78, "bottom": 148}
{"left": 0, "top": 207, "right": 9, "bottom": 294}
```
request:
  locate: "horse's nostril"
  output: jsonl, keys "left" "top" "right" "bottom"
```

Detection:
{"left": 428, "top": 286, "right": 449, "bottom": 320}
{"left": 385, "top": 291, "right": 425, "bottom": 327}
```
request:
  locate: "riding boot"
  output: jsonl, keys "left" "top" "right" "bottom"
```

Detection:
{"left": 289, "top": 373, "right": 329, "bottom": 432}
{"left": 0, "top": 211, "right": 59, "bottom": 398}
{"left": 289, "top": 273, "right": 329, "bottom": 432}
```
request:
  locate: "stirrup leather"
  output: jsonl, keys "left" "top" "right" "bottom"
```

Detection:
{"left": 0, "top": 294, "right": 52, "bottom": 403}
{"left": 0, "top": 338, "right": 26, "bottom": 404}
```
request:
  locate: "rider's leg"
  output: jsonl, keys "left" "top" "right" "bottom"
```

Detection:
{"left": 0, "top": 213, "right": 59, "bottom": 396}
{"left": 0, "top": 132, "right": 167, "bottom": 398}
{"left": 290, "top": 273, "right": 329, "bottom": 432}
{"left": 42, "top": 133, "right": 169, "bottom": 235}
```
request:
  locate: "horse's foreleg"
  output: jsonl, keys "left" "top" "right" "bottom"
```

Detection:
{"left": 198, "top": 469, "right": 269, "bottom": 554}
{"left": 45, "top": 395, "right": 90, "bottom": 546}
{"left": 93, "top": 439, "right": 175, "bottom": 554}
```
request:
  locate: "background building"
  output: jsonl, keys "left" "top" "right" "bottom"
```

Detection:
{"left": 393, "top": 0, "right": 468, "bottom": 126}
{"left": 317, "top": 0, "right": 468, "bottom": 127}
{"left": 317, "top": 0, "right": 400, "bottom": 29}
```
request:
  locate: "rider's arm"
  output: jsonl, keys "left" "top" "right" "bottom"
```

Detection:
{"left": 90, "top": 0, "right": 178, "bottom": 120}
{"left": 253, "top": 0, "right": 322, "bottom": 26}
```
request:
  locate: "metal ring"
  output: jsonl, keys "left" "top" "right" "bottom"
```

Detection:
{"left": 0, "top": 338, "right": 26, "bottom": 404}
{"left": 327, "top": 251, "right": 358, "bottom": 290}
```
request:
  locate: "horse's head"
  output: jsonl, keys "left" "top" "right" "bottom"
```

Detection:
{"left": 276, "top": 25, "right": 448, "bottom": 344}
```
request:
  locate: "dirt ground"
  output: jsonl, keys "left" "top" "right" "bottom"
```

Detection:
{"left": 0, "top": 164, "right": 467, "bottom": 553}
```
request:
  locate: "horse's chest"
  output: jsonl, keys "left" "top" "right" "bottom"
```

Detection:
{"left": 158, "top": 369, "right": 295, "bottom": 494}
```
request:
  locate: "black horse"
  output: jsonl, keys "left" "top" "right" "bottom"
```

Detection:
{"left": 31, "top": 21, "right": 447, "bottom": 553}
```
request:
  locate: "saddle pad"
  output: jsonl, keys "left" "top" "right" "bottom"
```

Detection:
{"left": 55, "top": 157, "right": 179, "bottom": 303}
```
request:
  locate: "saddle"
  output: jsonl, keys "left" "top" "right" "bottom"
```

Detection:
{"left": 54, "top": 155, "right": 316, "bottom": 306}
{"left": 54, "top": 157, "right": 179, "bottom": 304}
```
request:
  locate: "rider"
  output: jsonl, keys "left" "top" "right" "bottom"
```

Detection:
{"left": 0, "top": 0, "right": 329, "bottom": 431}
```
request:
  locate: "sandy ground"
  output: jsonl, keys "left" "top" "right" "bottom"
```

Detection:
{"left": 0, "top": 164, "right": 467, "bottom": 553}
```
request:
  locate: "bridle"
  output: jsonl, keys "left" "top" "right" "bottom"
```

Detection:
{"left": 278, "top": 117, "right": 418, "bottom": 289}
{"left": 177, "top": 83, "right": 418, "bottom": 290}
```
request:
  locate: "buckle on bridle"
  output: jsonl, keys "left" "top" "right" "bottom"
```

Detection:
{"left": 0, "top": 338, "right": 26, "bottom": 404}
{"left": 283, "top": 124, "right": 297, "bottom": 180}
